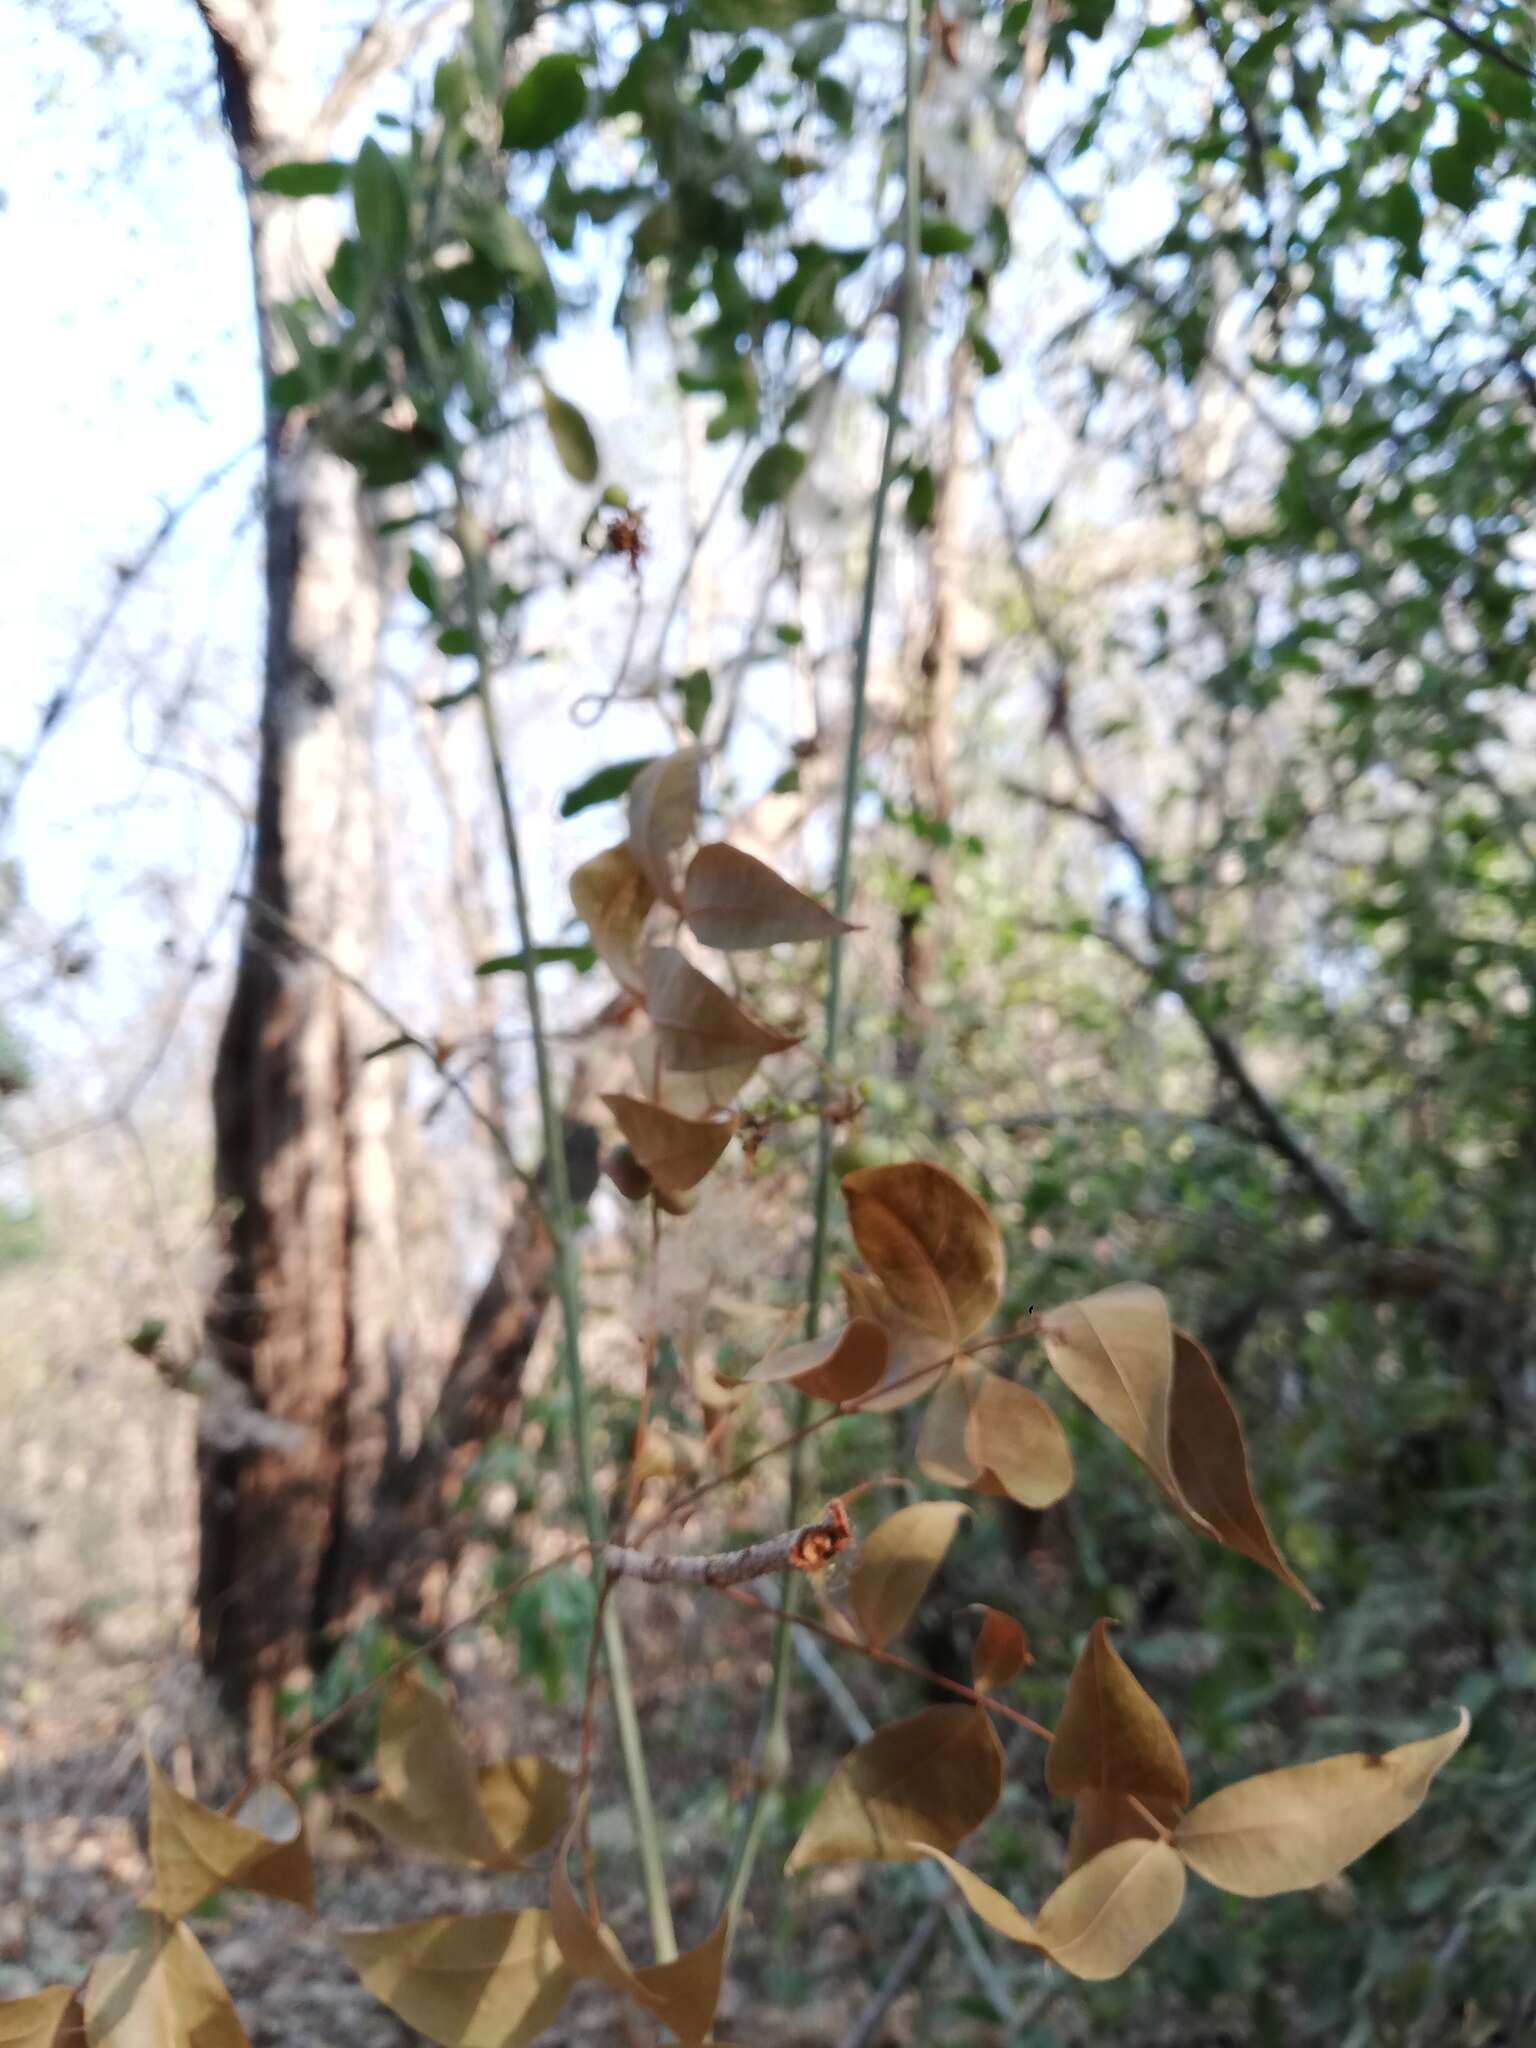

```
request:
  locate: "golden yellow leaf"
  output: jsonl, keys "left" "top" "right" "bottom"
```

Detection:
{"left": 627, "top": 750, "right": 702, "bottom": 903}
{"left": 965, "top": 1374, "right": 1074, "bottom": 1508}
{"left": 0, "top": 1989, "right": 85, "bottom": 2047}
{"left": 682, "top": 843, "right": 854, "bottom": 950}
{"left": 1166, "top": 1329, "right": 1318, "bottom": 1607}
{"left": 341, "top": 1912, "right": 572, "bottom": 2048}
{"left": 842, "top": 1163, "right": 1004, "bottom": 1343}
{"left": 570, "top": 844, "right": 655, "bottom": 992}
{"left": 1174, "top": 1711, "right": 1470, "bottom": 1897}
{"left": 643, "top": 947, "right": 799, "bottom": 1074}
{"left": 630, "top": 1032, "right": 759, "bottom": 1117}
{"left": 144, "top": 1757, "right": 312, "bottom": 1920}
{"left": 838, "top": 1268, "right": 952, "bottom": 1411}
{"left": 1032, "top": 1838, "right": 1187, "bottom": 1980}
{"left": 1046, "top": 1620, "right": 1189, "bottom": 1811}
{"left": 600, "top": 1094, "right": 737, "bottom": 1194}
{"left": 1038, "top": 1285, "right": 1186, "bottom": 1507}
{"left": 743, "top": 1318, "right": 889, "bottom": 1404}
{"left": 971, "top": 1607, "right": 1030, "bottom": 1695}
{"left": 1063, "top": 1789, "right": 1183, "bottom": 1876}
{"left": 348, "top": 1672, "right": 569, "bottom": 1871}
{"left": 920, "top": 1838, "right": 1185, "bottom": 1980}
{"left": 83, "top": 1910, "right": 248, "bottom": 2048}
{"left": 915, "top": 1364, "right": 983, "bottom": 1488}
{"left": 785, "top": 1705, "right": 1004, "bottom": 1872}
{"left": 849, "top": 1502, "right": 970, "bottom": 1649}
{"left": 550, "top": 1825, "right": 727, "bottom": 2046}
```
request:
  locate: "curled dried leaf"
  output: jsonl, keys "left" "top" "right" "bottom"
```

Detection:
{"left": 919, "top": 1837, "right": 1186, "bottom": 1981}
{"left": 630, "top": 1032, "right": 759, "bottom": 1118}
{"left": 965, "top": 1373, "right": 1073, "bottom": 1508}
{"left": 849, "top": 1501, "right": 970, "bottom": 1649}
{"left": 0, "top": 1989, "right": 85, "bottom": 2047}
{"left": 627, "top": 750, "right": 702, "bottom": 904}
{"left": 971, "top": 1607, "right": 1030, "bottom": 1694}
{"left": 1038, "top": 1285, "right": 1182, "bottom": 1502}
{"left": 842, "top": 1163, "right": 1004, "bottom": 1343}
{"left": 785, "top": 1705, "right": 1003, "bottom": 1871}
{"left": 683, "top": 843, "right": 854, "bottom": 950}
{"left": 144, "top": 1759, "right": 312, "bottom": 1921}
{"left": 474, "top": 1758, "right": 574, "bottom": 1867}
{"left": 743, "top": 1318, "right": 889, "bottom": 1404}
{"left": 600, "top": 1094, "right": 737, "bottom": 1195}
{"left": 603, "top": 1142, "right": 654, "bottom": 1204}
{"left": 1047, "top": 1620, "right": 1190, "bottom": 1811}
{"left": 570, "top": 843, "right": 654, "bottom": 992}
{"left": 643, "top": 947, "right": 799, "bottom": 1074}
{"left": 1174, "top": 1710, "right": 1470, "bottom": 1897}
{"left": 341, "top": 1912, "right": 571, "bottom": 2048}
{"left": 84, "top": 1909, "right": 249, "bottom": 2048}
{"left": 1167, "top": 1328, "right": 1318, "bottom": 1607}
{"left": 839, "top": 1268, "right": 951, "bottom": 1411}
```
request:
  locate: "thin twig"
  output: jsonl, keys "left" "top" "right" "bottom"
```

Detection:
{"left": 604, "top": 1505, "right": 851, "bottom": 1587}
{"left": 840, "top": 1898, "right": 948, "bottom": 2048}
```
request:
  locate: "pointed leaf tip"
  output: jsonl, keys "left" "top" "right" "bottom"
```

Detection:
{"left": 683, "top": 843, "right": 854, "bottom": 950}
{"left": 1047, "top": 1619, "right": 1189, "bottom": 1811}
{"left": 643, "top": 947, "right": 798, "bottom": 1074}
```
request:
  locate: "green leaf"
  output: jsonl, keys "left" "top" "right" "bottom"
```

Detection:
{"left": 920, "top": 218, "right": 973, "bottom": 256}
{"left": 742, "top": 442, "right": 806, "bottom": 521}
{"left": 436, "top": 627, "right": 474, "bottom": 656}
{"left": 677, "top": 669, "right": 713, "bottom": 737}
{"left": 477, "top": 945, "right": 598, "bottom": 977}
{"left": 407, "top": 553, "right": 441, "bottom": 614}
{"left": 260, "top": 160, "right": 348, "bottom": 197}
{"left": 770, "top": 765, "right": 801, "bottom": 794}
{"left": 502, "top": 54, "right": 588, "bottom": 151}
{"left": 558, "top": 757, "right": 656, "bottom": 817}
{"left": 434, "top": 55, "right": 475, "bottom": 123}
{"left": 464, "top": 209, "right": 549, "bottom": 286}
{"left": 353, "top": 138, "right": 409, "bottom": 267}
{"left": 905, "top": 463, "right": 936, "bottom": 532}
{"left": 1428, "top": 145, "right": 1478, "bottom": 212}
{"left": 540, "top": 382, "right": 599, "bottom": 483}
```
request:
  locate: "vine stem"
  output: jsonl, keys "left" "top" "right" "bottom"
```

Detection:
{"left": 721, "top": 0, "right": 926, "bottom": 1922}
{"left": 448, "top": 464, "right": 677, "bottom": 1963}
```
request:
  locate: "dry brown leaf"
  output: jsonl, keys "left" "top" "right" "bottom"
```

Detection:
{"left": 630, "top": 1032, "right": 759, "bottom": 1117}
{"left": 683, "top": 843, "right": 854, "bottom": 950}
{"left": 842, "top": 1163, "right": 1004, "bottom": 1343}
{"left": 144, "top": 1757, "right": 312, "bottom": 1920}
{"left": 550, "top": 1825, "right": 727, "bottom": 2046}
{"left": 627, "top": 750, "right": 702, "bottom": 903}
{"left": 1047, "top": 1620, "right": 1189, "bottom": 1811}
{"left": 919, "top": 1838, "right": 1186, "bottom": 1980}
{"left": 1064, "top": 1789, "right": 1183, "bottom": 1876}
{"left": 1033, "top": 1838, "right": 1188, "bottom": 1980}
{"left": 838, "top": 1268, "right": 952, "bottom": 1411}
{"left": 1038, "top": 1285, "right": 1188, "bottom": 1509}
{"left": 743, "top": 1318, "right": 889, "bottom": 1404}
{"left": 1166, "top": 1328, "right": 1318, "bottom": 1607}
{"left": 83, "top": 1910, "right": 248, "bottom": 2048}
{"left": 971, "top": 1607, "right": 1030, "bottom": 1695}
{"left": 570, "top": 844, "right": 655, "bottom": 992}
{"left": 965, "top": 1374, "right": 1074, "bottom": 1508}
{"left": 1174, "top": 1710, "right": 1470, "bottom": 1897}
{"left": 915, "top": 1365, "right": 983, "bottom": 1488}
{"left": 643, "top": 947, "right": 799, "bottom": 1074}
{"left": 785, "top": 1705, "right": 1004, "bottom": 1871}
{"left": 341, "top": 1912, "right": 571, "bottom": 2048}
{"left": 849, "top": 1502, "right": 970, "bottom": 1649}
{"left": 349, "top": 1672, "right": 570, "bottom": 1870}
{"left": 600, "top": 1094, "right": 737, "bottom": 1194}
{"left": 0, "top": 1990, "right": 85, "bottom": 2047}
{"left": 604, "top": 1143, "right": 654, "bottom": 1203}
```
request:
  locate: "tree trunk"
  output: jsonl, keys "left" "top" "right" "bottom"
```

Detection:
{"left": 194, "top": 0, "right": 403, "bottom": 1760}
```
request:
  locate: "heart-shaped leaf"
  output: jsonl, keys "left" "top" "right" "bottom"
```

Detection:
{"left": 743, "top": 1318, "right": 889, "bottom": 1404}
{"left": 842, "top": 1163, "right": 1004, "bottom": 1343}
{"left": 600, "top": 1095, "right": 737, "bottom": 1194}
{"left": 682, "top": 843, "right": 853, "bottom": 949}
{"left": 849, "top": 1502, "right": 969, "bottom": 1649}
{"left": 342, "top": 1912, "right": 571, "bottom": 2048}
{"left": 0, "top": 1989, "right": 85, "bottom": 2046}
{"left": 570, "top": 843, "right": 654, "bottom": 992}
{"left": 786, "top": 1705, "right": 1003, "bottom": 1871}
{"left": 965, "top": 1373, "right": 1073, "bottom": 1508}
{"left": 1166, "top": 1328, "right": 1318, "bottom": 1606}
{"left": 971, "top": 1608, "right": 1030, "bottom": 1694}
{"left": 83, "top": 1910, "right": 248, "bottom": 2048}
{"left": 627, "top": 751, "right": 702, "bottom": 903}
{"left": 145, "top": 1757, "right": 312, "bottom": 1919}
{"left": 550, "top": 1824, "right": 727, "bottom": 2046}
{"left": 1047, "top": 1620, "right": 1189, "bottom": 1811}
{"left": 1174, "top": 1710, "right": 1469, "bottom": 1897}
{"left": 643, "top": 948, "right": 798, "bottom": 1073}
